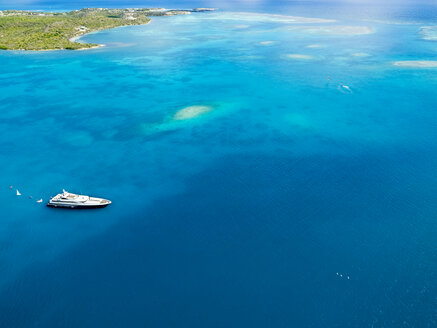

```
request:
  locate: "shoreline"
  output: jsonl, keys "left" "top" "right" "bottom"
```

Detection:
{"left": 64, "top": 20, "right": 151, "bottom": 51}
{"left": 0, "top": 7, "right": 212, "bottom": 51}
{"left": 65, "top": 20, "right": 152, "bottom": 51}
{"left": 3, "top": 20, "right": 152, "bottom": 52}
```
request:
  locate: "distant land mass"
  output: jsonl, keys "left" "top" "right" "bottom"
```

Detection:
{"left": 0, "top": 7, "right": 215, "bottom": 51}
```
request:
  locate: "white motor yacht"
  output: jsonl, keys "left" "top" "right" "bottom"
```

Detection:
{"left": 47, "top": 190, "right": 111, "bottom": 209}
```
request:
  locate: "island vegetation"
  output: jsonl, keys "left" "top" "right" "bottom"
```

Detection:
{"left": 0, "top": 8, "right": 215, "bottom": 51}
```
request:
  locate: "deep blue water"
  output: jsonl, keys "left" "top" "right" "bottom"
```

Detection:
{"left": 1, "top": 2, "right": 437, "bottom": 327}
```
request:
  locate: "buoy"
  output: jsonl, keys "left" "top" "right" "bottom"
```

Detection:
{"left": 16, "top": 190, "right": 21, "bottom": 196}
{"left": 9, "top": 186, "right": 13, "bottom": 189}
{"left": 36, "top": 199, "right": 43, "bottom": 203}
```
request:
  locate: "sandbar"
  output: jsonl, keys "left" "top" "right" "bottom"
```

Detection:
{"left": 286, "top": 25, "right": 373, "bottom": 36}
{"left": 393, "top": 61, "right": 437, "bottom": 68}
{"left": 259, "top": 41, "right": 276, "bottom": 45}
{"left": 203, "top": 12, "right": 335, "bottom": 24}
{"left": 420, "top": 26, "right": 437, "bottom": 41}
{"left": 173, "top": 105, "right": 213, "bottom": 120}
{"left": 351, "top": 52, "right": 370, "bottom": 57}
{"left": 284, "top": 54, "right": 315, "bottom": 60}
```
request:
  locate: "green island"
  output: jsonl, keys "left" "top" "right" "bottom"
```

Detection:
{"left": 0, "top": 7, "right": 215, "bottom": 51}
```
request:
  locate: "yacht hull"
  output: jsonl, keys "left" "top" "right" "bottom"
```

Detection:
{"left": 47, "top": 203, "right": 110, "bottom": 209}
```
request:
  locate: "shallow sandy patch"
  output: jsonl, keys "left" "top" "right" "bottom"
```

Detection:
{"left": 141, "top": 104, "right": 219, "bottom": 134}
{"left": 352, "top": 52, "right": 370, "bottom": 57}
{"left": 173, "top": 105, "right": 214, "bottom": 120}
{"left": 233, "top": 25, "right": 250, "bottom": 29}
{"left": 306, "top": 44, "right": 323, "bottom": 48}
{"left": 284, "top": 54, "right": 315, "bottom": 60}
{"left": 259, "top": 41, "right": 276, "bottom": 46}
{"left": 204, "top": 12, "right": 335, "bottom": 24}
{"left": 420, "top": 26, "right": 437, "bottom": 41}
{"left": 76, "top": 45, "right": 105, "bottom": 51}
{"left": 287, "top": 25, "right": 373, "bottom": 36}
{"left": 393, "top": 61, "right": 437, "bottom": 68}
{"left": 232, "top": 55, "right": 263, "bottom": 61}
{"left": 363, "top": 19, "right": 417, "bottom": 25}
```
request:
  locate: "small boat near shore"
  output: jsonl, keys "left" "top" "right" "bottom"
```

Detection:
{"left": 47, "top": 190, "right": 111, "bottom": 209}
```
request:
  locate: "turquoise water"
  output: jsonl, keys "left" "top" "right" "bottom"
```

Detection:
{"left": 1, "top": 4, "right": 437, "bottom": 327}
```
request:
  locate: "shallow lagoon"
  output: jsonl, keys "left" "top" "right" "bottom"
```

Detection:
{"left": 1, "top": 5, "right": 437, "bottom": 327}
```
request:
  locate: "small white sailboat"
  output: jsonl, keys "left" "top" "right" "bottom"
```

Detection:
{"left": 36, "top": 199, "right": 43, "bottom": 203}
{"left": 16, "top": 190, "right": 21, "bottom": 196}
{"left": 339, "top": 84, "right": 352, "bottom": 93}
